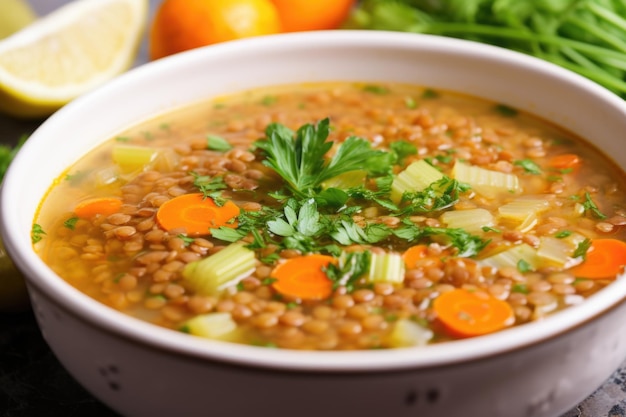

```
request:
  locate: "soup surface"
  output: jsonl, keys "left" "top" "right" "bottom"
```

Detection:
{"left": 35, "top": 82, "right": 626, "bottom": 350}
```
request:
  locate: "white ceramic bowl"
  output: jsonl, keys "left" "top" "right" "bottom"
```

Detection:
{"left": 3, "top": 31, "right": 626, "bottom": 417}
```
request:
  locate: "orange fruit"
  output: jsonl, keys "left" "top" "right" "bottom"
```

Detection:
{"left": 149, "top": 0, "right": 281, "bottom": 60}
{"left": 269, "top": 0, "right": 357, "bottom": 32}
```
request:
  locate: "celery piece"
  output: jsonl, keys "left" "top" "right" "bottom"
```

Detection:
{"left": 440, "top": 208, "right": 494, "bottom": 233}
{"left": 321, "top": 169, "right": 367, "bottom": 190}
{"left": 387, "top": 319, "right": 433, "bottom": 348}
{"left": 515, "top": 212, "right": 538, "bottom": 233}
{"left": 538, "top": 233, "right": 588, "bottom": 268}
{"left": 452, "top": 160, "right": 519, "bottom": 199}
{"left": 182, "top": 312, "right": 237, "bottom": 339}
{"left": 152, "top": 148, "right": 180, "bottom": 172}
{"left": 111, "top": 144, "right": 160, "bottom": 173}
{"left": 480, "top": 243, "right": 541, "bottom": 271}
{"left": 498, "top": 198, "right": 550, "bottom": 221}
{"left": 537, "top": 236, "right": 573, "bottom": 268}
{"left": 94, "top": 166, "right": 120, "bottom": 187}
{"left": 182, "top": 242, "right": 256, "bottom": 296}
{"left": 391, "top": 160, "right": 444, "bottom": 203}
{"left": 367, "top": 252, "right": 405, "bottom": 284}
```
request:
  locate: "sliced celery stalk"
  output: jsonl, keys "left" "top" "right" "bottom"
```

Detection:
{"left": 391, "top": 160, "right": 444, "bottom": 203}
{"left": 480, "top": 243, "right": 541, "bottom": 271}
{"left": 112, "top": 144, "right": 160, "bottom": 173}
{"left": 387, "top": 319, "right": 433, "bottom": 348}
{"left": 182, "top": 312, "right": 237, "bottom": 339}
{"left": 452, "top": 160, "right": 519, "bottom": 199}
{"left": 537, "top": 236, "right": 573, "bottom": 268}
{"left": 182, "top": 242, "right": 256, "bottom": 296}
{"left": 440, "top": 208, "right": 494, "bottom": 233}
{"left": 538, "top": 233, "right": 587, "bottom": 268}
{"left": 94, "top": 166, "right": 120, "bottom": 187}
{"left": 321, "top": 169, "right": 367, "bottom": 190}
{"left": 515, "top": 212, "right": 538, "bottom": 233}
{"left": 498, "top": 198, "right": 550, "bottom": 220}
{"left": 152, "top": 148, "right": 180, "bottom": 172}
{"left": 367, "top": 252, "right": 405, "bottom": 284}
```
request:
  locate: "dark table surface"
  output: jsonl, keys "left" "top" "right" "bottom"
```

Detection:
{"left": 3, "top": 1, "right": 626, "bottom": 416}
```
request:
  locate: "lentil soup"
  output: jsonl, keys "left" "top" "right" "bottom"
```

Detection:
{"left": 34, "top": 82, "right": 626, "bottom": 350}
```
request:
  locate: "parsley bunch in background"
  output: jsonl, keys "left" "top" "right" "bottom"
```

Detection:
{"left": 0, "top": 134, "right": 26, "bottom": 180}
{"left": 345, "top": 0, "right": 626, "bottom": 98}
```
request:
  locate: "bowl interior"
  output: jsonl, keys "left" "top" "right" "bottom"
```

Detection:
{"left": 3, "top": 31, "right": 626, "bottom": 371}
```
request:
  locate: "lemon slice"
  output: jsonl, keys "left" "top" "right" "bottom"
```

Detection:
{"left": 0, "top": 0, "right": 37, "bottom": 40}
{"left": 0, "top": 0, "right": 148, "bottom": 118}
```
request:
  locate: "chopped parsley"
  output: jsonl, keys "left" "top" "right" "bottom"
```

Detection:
{"left": 582, "top": 192, "right": 607, "bottom": 219}
{"left": 574, "top": 238, "right": 592, "bottom": 260}
{"left": 31, "top": 224, "right": 46, "bottom": 244}
{"left": 207, "top": 135, "right": 233, "bottom": 152}
{"left": 421, "top": 88, "right": 439, "bottom": 99}
{"left": 494, "top": 104, "right": 518, "bottom": 117}
{"left": 64, "top": 217, "right": 79, "bottom": 230}
{"left": 362, "top": 84, "right": 389, "bottom": 94}
{"left": 514, "top": 159, "right": 542, "bottom": 175}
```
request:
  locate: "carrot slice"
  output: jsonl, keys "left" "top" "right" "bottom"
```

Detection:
{"left": 433, "top": 289, "right": 514, "bottom": 337}
{"left": 271, "top": 254, "right": 336, "bottom": 300}
{"left": 74, "top": 197, "right": 123, "bottom": 219}
{"left": 569, "top": 238, "right": 626, "bottom": 279}
{"left": 156, "top": 193, "right": 240, "bottom": 236}
{"left": 403, "top": 245, "right": 428, "bottom": 268}
{"left": 548, "top": 153, "right": 580, "bottom": 170}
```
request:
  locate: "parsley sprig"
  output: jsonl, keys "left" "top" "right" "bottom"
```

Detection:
{"left": 255, "top": 118, "right": 384, "bottom": 197}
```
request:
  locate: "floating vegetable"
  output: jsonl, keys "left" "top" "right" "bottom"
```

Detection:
{"left": 569, "top": 238, "right": 626, "bottom": 279}
{"left": 271, "top": 254, "right": 336, "bottom": 300}
{"left": 433, "top": 288, "right": 514, "bottom": 337}
{"left": 156, "top": 193, "right": 240, "bottom": 236}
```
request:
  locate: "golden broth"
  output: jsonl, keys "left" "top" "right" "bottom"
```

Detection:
{"left": 34, "top": 82, "right": 626, "bottom": 350}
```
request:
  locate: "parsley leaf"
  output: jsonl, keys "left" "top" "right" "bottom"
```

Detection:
{"left": 582, "top": 192, "right": 607, "bottom": 219}
{"left": 255, "top": 118, "right": 384, "bottom": 196}
{"left": 574, "top": 238, "right": 592, "bottom": 260}
{"left": 331, "top": 219, "right": 392, "bottom": 246}
{"left": 389, "top": 140, "right": 418, "bottom": 166}
{"left": 191, "top": 171, "right": 227, "bottom": 197}
{"left": 31, "top": 224, "right": 46, "bottom": 244}
{"left": 325, "top": 251, "right": 371, "bottom": 291}
{"left": 0, "top": 134, "right": 26, "bottom": 180}
{"left": 395, "top": 177, "right": 468, "bottom": 215}
{"left": 393, "top": 219, "right": 488, "bottom": 257}
{"left": 64, "top": 217, "right": 79, "bottom": 230}
{"left": 514, "top": 159, "right": 542, "bottom": 175}
{"left": 495, "top": 104, "right": 518, "bottom": 117}
{"left": 207, "top": 135, "right": 233, "bottom": 152}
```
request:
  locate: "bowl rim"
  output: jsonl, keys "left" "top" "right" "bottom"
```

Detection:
{"left": 3, "top": 30, "right": 626, "bottom": 372}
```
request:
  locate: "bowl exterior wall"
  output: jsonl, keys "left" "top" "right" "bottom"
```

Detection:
{"left": 29, "top": 280, "right": 626, "bottom": 417}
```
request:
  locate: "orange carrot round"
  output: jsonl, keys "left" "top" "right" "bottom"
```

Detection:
{"left": 569, "top": 238, "right": 626, "bottom": 279}
{"left": 548, "top": 153, "right": 580, "bottom": 170}
{"left": 403, "top": 245, "right": 428, "bottom": 268}
{"left": 433, "top": 288, "right": 514, "bottom": 337}
{"left": 74, "top": 197, "right": 123, "bottom": 219}
{"left": 156, "top": 193, "right": 240, "bottom": 236}
{"left": 271, "top": 254, "right": 336, "bottom": 300}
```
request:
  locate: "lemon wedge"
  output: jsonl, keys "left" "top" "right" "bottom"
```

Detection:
{"left": 0, "top": 0, "right": 37, "bottom": 40}
{"left": 0, "top": 0, "right": 148, "bottom": 118}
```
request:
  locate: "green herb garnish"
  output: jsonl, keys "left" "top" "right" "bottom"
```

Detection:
{"left": 207, "top": 135, "right": 233, "bottom": 152}
{"left": 582, "top": 192, "right": 608, "bottom": 219}
{"left": 64, "top": 217, "right": 79, "bottom": 230}
{"left": 514, "top": 159, "right": 542, "bottom": 175}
